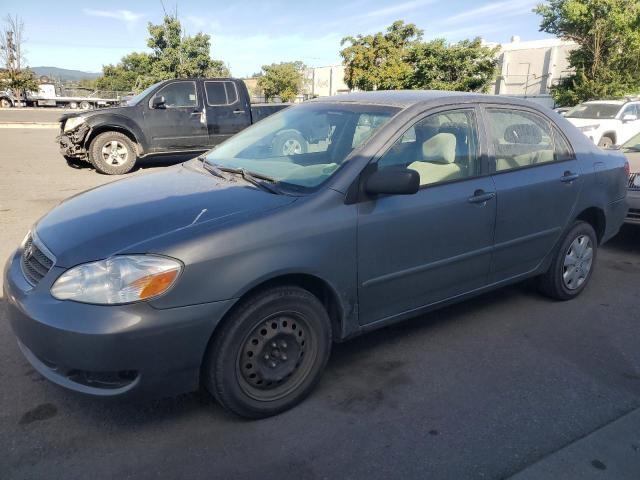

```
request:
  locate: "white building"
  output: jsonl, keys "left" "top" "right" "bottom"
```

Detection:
{"left": 304, "top": 65, "right": 350, "bottom": 97}
{"left": 490, "top": 36, "right": 577, "bottom": 107}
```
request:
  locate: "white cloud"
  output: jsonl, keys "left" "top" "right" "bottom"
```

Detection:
{"left": 83, "top": 9, "right": 144, "bottom": 28}
{"left": 366, "top": 0, "right": 437, "bottom": 18}
{"left": 442, "top": 0, "right": 537, "bottom": 25}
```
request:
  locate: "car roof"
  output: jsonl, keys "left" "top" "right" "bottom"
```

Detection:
{"left": 309, "top": 90, "right": 549, "bottom": 110}
{"left": 583, "top": 100, "right": 626, "bottom": 105}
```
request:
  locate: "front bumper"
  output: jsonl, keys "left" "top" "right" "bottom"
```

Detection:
{"left": 57, "top": 124, "right": 89, "bottom": 159}
{"left": 3, "top": 248, "right": 235, "bottom": 399}
{"left": 626, "top": 189, "right": 640, "bottom": 224}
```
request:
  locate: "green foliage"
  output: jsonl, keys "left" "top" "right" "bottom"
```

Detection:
{"left": 95, "top": 15, "right": 230, "bottom": 93}
{"left": 257, "top": 61, "right": 306, "bottom": 102}
{"left": 340, "top": 21, "right": 499, "bottom": 93}
{"left": 0, "top": 67, "right": 38, "bottom": 96}
{"left": 535, "top": 0, "right": 640, "bottom": 105}
{"left": 340, "top": 21, "right": 423, "bottom": 91}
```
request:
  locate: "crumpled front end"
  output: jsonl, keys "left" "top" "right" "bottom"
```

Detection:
{"left": 57, "top": 121, "right": 90, "bottom": 159}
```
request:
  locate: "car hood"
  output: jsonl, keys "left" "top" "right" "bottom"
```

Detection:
{"left": 35, "top": 163, "right": 296, "bottom": 267}
{"left": 60, "top": 105, "right": 131, "bottom": 122}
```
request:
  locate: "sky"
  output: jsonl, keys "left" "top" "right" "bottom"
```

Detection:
{"left": 2, "top": 0, "right": 551, "bottom": 77}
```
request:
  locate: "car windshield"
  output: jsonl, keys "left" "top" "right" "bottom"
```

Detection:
{"left": 125, "top": 82, "right": 163, "bottom": 106}
{"left": 565, "top": 103, "right": 621, "bottom": 119}
{"left": 623, "top": 132, "right": 640, "bottom": 152}
{"left": 204, "top": 102, "right": 399, "bottom": 191}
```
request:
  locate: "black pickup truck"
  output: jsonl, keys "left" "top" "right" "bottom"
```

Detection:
{"left": 58, "top": 78, "right": 289, "bottom": 174}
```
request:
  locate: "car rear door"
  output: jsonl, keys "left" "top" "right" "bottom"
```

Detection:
{"left": 145, "top": 80, "right": 208, "bottom": 151}
{"left": 482, "top": 106, "right": 582, "bottom": 282}
{"left": 357, "top": 107, "right": 496, "bottom": 325}
{"left": 203, "top": 80, "right": 251, "bottom": 146}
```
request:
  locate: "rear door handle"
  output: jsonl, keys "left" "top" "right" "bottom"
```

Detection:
{"left": 468, "top": 190, "right": 496, "bottom": 204}
{"left": 232, "top": 109, "right": 245, "bottom": 114}
{"left": 561, "top": 171, "right": 580, "bottom": 183}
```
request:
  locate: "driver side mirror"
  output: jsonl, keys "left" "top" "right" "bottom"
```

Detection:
{"left": 151, "top": 95, "right": 166, "bottom": 109}
{"left": 622, "top": 114, "right": 638, "bottom": 122}
{"left": 365, "top": 168, "right": 420, "bottom": 196}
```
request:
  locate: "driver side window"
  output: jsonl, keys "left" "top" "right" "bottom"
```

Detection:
{"left": 151, "top": 81, "right": 197, "bottom": 108}
{"left": 377, "top": 109, "right": 480, "bottom": 187}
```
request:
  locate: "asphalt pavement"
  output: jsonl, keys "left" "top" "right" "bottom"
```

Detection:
{"left": 1, "top": 127, "right": 640, "bottom": 479}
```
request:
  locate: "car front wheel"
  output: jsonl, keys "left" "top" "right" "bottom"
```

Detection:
{"left": 88, "top": 131, "right": 137, "bottom": 175}
{"left": 538, "top": 221, "right": 597, "bottom": 300}
{"left": 203, "top": 286, "right": 332, "bottom": 418}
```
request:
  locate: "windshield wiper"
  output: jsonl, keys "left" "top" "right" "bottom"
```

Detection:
{"left": 215, "top": 165, "right": 282, "bottom": 194}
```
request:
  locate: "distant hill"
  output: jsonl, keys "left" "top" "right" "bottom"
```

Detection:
{"left": 31, "top": 66, "right": 100, "bottom": 82}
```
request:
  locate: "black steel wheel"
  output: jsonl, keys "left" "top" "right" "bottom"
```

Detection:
{"left": 203, "top": 286, "right": 331, "bottom": 418}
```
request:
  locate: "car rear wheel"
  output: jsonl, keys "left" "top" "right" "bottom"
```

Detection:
{"left": 203, "top": 286, "right": 332, "bottom": 418}
{"left": 538, "top": 221, "right": 597, "bottom": 300}
{"left": 88, "top": 131, "right": 137, "bottom": 175}
{"left": 0, "top": 97, "right": 12, "bottom": 108}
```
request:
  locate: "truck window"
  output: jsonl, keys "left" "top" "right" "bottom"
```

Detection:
{"left": 152, "top": 81, "right": 197, "bottom": 108}
{"left": 205, "top": 81, "right": 238, "bottom": 106}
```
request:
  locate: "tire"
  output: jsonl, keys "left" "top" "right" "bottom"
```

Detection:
{"left": 69, "top": 101, "right": 78, "bottom": 109}
{"left": 538, "top": 221, "right": 598, "bottom": 300}
{"left": 88, "top": 131, "right": 137, "bottom": 175}
{"left": 0, "top": 97, "right": 12, "bottom": 108}
{"left": 203, "top": 286, "right": 332, "bottom": 419}
{"left": 598, "top": 136, "right": 614, "bottom": 148}
{"left": 79, "top": 100, "right": 91, "bottom": 110}
{"left": 273, "top": 130, "right": 308, "bottom": 156}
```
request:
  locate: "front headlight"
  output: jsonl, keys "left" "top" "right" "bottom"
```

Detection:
{"left": 63, "top": 116, "right": 85, "bottom": 132}
{"left": 577, "top": 124, "right": 600, "bottom": 132}
{"left": 51, "top": 255, "right": 182, "bottom": 305}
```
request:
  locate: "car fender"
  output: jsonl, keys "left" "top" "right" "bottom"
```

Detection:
{"left": 83, "top": 114, "right": 149, "bottom": 155}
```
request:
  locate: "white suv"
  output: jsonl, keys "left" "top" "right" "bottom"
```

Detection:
{"left": 565, "top": 100, "right": 640, "bottom": 148}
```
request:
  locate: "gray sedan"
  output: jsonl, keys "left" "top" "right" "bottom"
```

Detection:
{"left": 622, "top": 132, "right": 640, "bottom": 224}
{"left": 4, "top": 91, "right": 629, "bottom": 418}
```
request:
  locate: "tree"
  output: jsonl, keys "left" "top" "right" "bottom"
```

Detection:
{"left": 0, "top": 14, "right": 38, "bottom": 105}
{"left": 535, "top": 0, "right": 640, "bottom": 105}
{"left": 257, "top": 61, "right": 306, "bottom": 102}
{"left": 95, "top": 14, "right": 230, "bottom": 93}
{"left": 340, "top": 21, "right": 499, "bottom": 93}
{"left": 340, "top": 21, "right": 423, "bottom": 91}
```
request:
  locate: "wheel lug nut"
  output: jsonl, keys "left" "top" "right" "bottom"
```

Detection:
{"left": 280, "top": 340, "right": 287, "bottom": 348}
{"left": 264, "top": 354, "right": 270, "bottom": 360}
{"left": 281, "top": 354, "right": 287, "bottom": 361}
{"left": 270, "top": 361, "right": 277, "bottom": 368}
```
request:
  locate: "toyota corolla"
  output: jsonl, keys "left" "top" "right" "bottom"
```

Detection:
{"left": 4, "top": 91, "right": 628, "bottom": 418}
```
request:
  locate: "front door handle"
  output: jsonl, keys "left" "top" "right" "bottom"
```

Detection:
{"left": 468, "top": 190, "right": 496, "bottom": 204}
{"left": 561, "top": 171, "right": 580, "bottom": 183}
{"left": 232, "top": 109, "right": 245, "bottom": 114}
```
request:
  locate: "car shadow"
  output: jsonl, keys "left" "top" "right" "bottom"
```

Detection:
{"left": 601, "top": 224, "right": 640, "bottom": 254}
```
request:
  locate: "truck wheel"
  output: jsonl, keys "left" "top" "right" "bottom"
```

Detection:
{"left": 203, "top": 286, "right": 332, "bottom": 419}
{"left": 79, "top": 101, "right": 91, "bottom": 110}
{"left": 88, "top": 131, "right": 137, "bottom": 175}
{"left": 273, "top": 130, "right": 308, "bottom": 156}
{"left": 69, "top": 101, "right": 78, "bottom": 109}
{"left": 598, "top": 136, "right": 613, "bottom": 148}
{"left": 0, "top": 97, "right": 12, "bottom": 108}
{"left": 537, "top": 221, "right": 597, "bottom": 301}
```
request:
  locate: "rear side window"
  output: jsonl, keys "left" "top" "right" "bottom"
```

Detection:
{"left": 205, "top": 81, "right": 238, "bottom": 106}
{"left": 552, "top": 127, "right": 575, "bottom": 162}
{"left": 486, "top": 109, "right": 556, "bottom": 172}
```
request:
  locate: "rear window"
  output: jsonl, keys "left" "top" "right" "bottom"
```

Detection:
{"left": 205, "top": 81, "right": 238, "bottom": 106}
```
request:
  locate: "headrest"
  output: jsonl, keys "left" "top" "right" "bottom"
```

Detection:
{"left": 504, "top": 124, "right": 542, "bottom": 144}
{"left": 422, "top": 133, "right": 457, "bottom": 164}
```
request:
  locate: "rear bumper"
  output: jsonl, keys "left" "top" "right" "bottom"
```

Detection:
{"left": 4, "top": 248, "right": 235, "bottom": 399}
{"left": 626, "top": 190, "right": 640, "bottom": 224}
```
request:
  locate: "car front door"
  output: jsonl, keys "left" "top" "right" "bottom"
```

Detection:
{"left": 618, "top": 103, "right": 640, "bottom": 145}
{"left": 357, "top": 107, "right": 496, "bottom": 325}
{"left": 483, "top": 106, "right": 582, "bottom": 283}
{"left": 145, "top": 80, "right": 208, "bottom": 151}
{"left": 203, "top": 80, "right": 251, "bottom": 146}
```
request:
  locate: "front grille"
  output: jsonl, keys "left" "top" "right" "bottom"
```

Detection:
{"left": 21, "top": 234, "right": 54, "bottom": 286}
{"left": 630, "top": 173, "right": 640, "bottom": 191}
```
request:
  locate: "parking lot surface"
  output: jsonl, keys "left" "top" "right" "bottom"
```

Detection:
{"left": 1, "top": 127, "right": 640, "bottom": 479}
